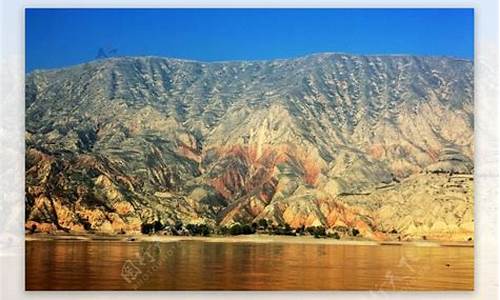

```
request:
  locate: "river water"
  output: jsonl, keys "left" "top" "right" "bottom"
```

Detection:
{"left": 25, "top": 240, "right": 473, "bottom": 290}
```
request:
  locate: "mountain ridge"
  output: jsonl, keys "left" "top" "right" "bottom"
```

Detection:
{"left": 27, "top": 52, "right": 473, "bottom": 74}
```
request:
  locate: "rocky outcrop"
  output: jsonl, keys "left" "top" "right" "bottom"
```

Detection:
{"left": 425, "top": 147, "right": 474, "bottom": 174}
{"left": 25, "top": 53, "right": 473, "bottom": 241}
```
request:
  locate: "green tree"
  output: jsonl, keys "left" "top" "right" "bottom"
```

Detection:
{"left": 241, "top": 224, "right": 255, "bottom": 234}
{"left": 174, "top": 220, "right": 183, "bottom": 231}
{"left": 258, "top": 219, "right": 268, "bottom": 229}
{"left": 251, "top": 222, "right": 258, "bottom": 231}
{"left": 198, "top": 224, "right": 210, "bottom": 236}
{"left": 219, "top": 226, "right": 229, "bottom": 235}
{"left": 186, "top": 224, "right": 197, "bottom": 235}
{"left": 330, "top": 232, "right": 340, "bottom": 239}
{"left": 229, "top": 224, "right": 242, "bottom": 235}
{"left": 307, "top": 226, "right": 326, "bottom": 238}
{"left": 296, "top": 224, "right": 305, "bottom": 235}
{"left": 351, "top": 228, "right": 360, "bottom": 237}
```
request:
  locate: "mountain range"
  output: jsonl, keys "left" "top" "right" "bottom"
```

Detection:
{"left": 25, "top": 53, "right": 474, "bottom": 241}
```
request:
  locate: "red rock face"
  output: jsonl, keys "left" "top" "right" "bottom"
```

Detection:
{"left": 426, "top": 148, "right": 440, "bottom": 162}
{"left": 368, "top": 144, "right": 385, "bottom": 160}
{"left": 208, "top": 145, "right": 279, "bottom": 201}
{"left": 207, "top": 144, "right": 323, "bottom": 202}
{"left": 176, "top": 143, "right": 201, "bottom": 163}
{"left": 300, "top": 156, "right": 321, "bottom": 186}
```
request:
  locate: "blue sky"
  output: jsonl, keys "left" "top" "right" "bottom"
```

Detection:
{"left": 25, "top": 8, "right": 474, "bottom": 72}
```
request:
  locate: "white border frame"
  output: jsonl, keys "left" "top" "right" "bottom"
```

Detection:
{"left": 1, "top": 1, "right": 498, "bottom": 299}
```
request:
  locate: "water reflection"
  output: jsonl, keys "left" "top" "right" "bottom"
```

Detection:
{"left": 26, "top": 240, "right": 473, "bottom": 290}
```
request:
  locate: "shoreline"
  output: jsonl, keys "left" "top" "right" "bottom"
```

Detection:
{"left": 25, "top": 233, "right": 474, "bottom": 248}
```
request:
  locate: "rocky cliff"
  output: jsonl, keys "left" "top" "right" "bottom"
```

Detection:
{"left": 25, "top": 53, "right": 474, "bottom": 241}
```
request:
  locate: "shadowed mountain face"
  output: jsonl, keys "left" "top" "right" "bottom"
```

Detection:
{"left": 25, "top": 53, "right": 474, "bottom": 241}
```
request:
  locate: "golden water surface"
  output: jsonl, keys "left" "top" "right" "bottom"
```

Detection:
{"left": 26, "top": 240, "right": 473, "bottom": 290}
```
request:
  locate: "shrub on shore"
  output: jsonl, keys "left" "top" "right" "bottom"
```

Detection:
{"left": 141, "top": 221, "right": 164, "bottom": 234}
{"left": 269, "top": 223, "right": 295, "bottom": 236}
{"left": 306, "top": 226, "right": 326, "bottom": 238}
{"left": 186, "top": 223, "right": 211, "bottom": 236}
{"left": 137, "top": 220, "right": 347, "bottom": 240}
{"left": 226, "top": 223, "right": 256, "bottom": 235}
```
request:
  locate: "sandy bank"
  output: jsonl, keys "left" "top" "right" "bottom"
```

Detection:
{"left": 25, "top": 233, "right": 473, "bottom": 248}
